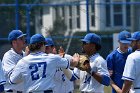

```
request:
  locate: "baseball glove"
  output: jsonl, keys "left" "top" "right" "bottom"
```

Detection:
{"left": 76, "top": 55, "right": 90, "bottom": 71}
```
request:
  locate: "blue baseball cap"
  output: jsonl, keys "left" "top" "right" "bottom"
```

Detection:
{"left": 81, "top": 33, "right": 101, "bottom": 45}
{"left": 118, "top": 30, "right": 131, "bottom": 44}
{"left": 127, "top": 31, "right": 140, "bottom": 41}
{"left": 8, "top": 30, "right": 26, "bottom": 41}
{"left": 30, "top": 34, "right": 45, "bottom": 44}
{"left": 45, "top": 38, "right": 54, "bottom": 46}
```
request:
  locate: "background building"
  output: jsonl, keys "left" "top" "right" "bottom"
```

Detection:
{"left": 38, "top": 0, "right": 131, "bottom": 36}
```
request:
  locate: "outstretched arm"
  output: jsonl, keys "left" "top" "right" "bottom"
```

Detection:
{"left": 62, "top": 68, "right": 79, "bottom": 81}
{"left": 110, "top": 79, "right": 122, "bottom": 93}
{"left": 121, "top": 80, "right": 132, "bottom": 93}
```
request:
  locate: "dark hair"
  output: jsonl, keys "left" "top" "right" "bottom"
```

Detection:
{"left": 95, "top": 43, "right": 101, "bottom": 51}
{"left": 28, "top": 42, "right": 45, "bottom": 52}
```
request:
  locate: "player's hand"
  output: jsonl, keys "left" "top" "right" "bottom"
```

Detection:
{"left": 58, "top": 46, "right": 65, "bottom": 57}
{"left": 70, "top": 53, "right": 80, "bottom": 67}
{"left": 109, "top": 70, "right": 113, "bottom": 76}
{"left": 25, "top": 46, "right": 30, "bottom": 56}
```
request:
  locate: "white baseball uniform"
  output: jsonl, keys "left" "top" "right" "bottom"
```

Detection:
{"left": 53, "top": 54, "right": 74, "bottom": 93}
{"left": 122, "top": 50, "right": 140, "bottom": 93}
{"left": 0, "top": 60, "right": 6, "bottom": 85}
{"left": 74, "top": 53, "right": 110, "bottom": 93}
{"left": 2, "top": 48, "right": 25, "bottom": 92}
{"left": 9, "top": 52, "right": 70, "bottom": 93}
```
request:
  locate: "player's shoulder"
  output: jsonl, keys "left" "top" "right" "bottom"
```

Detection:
{"left": 3, "top": 49, "right": 12, "bottom": 56}
{"left": 107, "top": 49, "right": 118, "bottom": 58}
{"left": 48, "top": 53, "right": 62, "bottom": 60}
{"left": 2, "top": 49, "right": 17, "bottom": 60}
{"left": 91, "top": 53, "right": 106, "bottom": 63}
{"left": 64, "top": 54, "right": 72, "bottom": 60}
{"left": 127, "top": 51, "right": 137, "bottom": 58}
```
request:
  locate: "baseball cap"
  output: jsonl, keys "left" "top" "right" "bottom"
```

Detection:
{"left": 8, "top": 30, "right": 26, "bottom": 41}
{"left": 30, "top": 34, "right": 45, "bottom": 44}
{"left": 45, "top": 38, "right": 54, "bottom": 46}
{"left": 118, "top": 30, "right": 131, "bottom": 44}
{"left": 127, "top": 31, "right": 140, "bottom": 41}
{"left": 81, "top": 33, "right": 101, "bottom": 45}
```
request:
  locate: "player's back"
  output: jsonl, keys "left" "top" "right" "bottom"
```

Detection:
{"left": 127, "top": 51, "right": 140, "bottom": 87}
{"left": 12, "top": 52, "right": 69, "bottom": 92}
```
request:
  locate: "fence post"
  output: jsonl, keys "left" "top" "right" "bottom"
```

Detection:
{"left": 86, "top": 0, "right": 90, "bottom": 33}
{"left": 26, "top": 6, "right": 31, "bottom": 44}
{"left": 15, "top": 0, "right": 19, "bottom": 30}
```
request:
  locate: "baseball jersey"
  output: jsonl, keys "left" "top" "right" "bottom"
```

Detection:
{"left": 122, "top": 50, "right": 140, "bottom": 93}
{"left": 2, "top": 48, "right": 25, "bottom": 91}
{"left": 74, "top": 53, "right": 109, "bottom": 93}
{"left": 54, "top": 68, "right": 74, "bottom": 93}
{"left": 9, "top": 52, "right": 70, "bottom": 93}
{"left": 53, "top": 54, "right": 74, "bottom": 93}
{"left": 106, "top": 48, "right": 131, "bottom": 93}
{"left": 0, "top": 60, "right": 6, "bottom": 85}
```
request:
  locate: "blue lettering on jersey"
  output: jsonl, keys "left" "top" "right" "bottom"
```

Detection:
{"left": 29, "top": 62, "right": 47, "bottom": 81}
{"left": 84, "top": 75, "right": 91, "bottom": 84}
{"left": 62, "top": 74, "right": 65, "bottom": 82}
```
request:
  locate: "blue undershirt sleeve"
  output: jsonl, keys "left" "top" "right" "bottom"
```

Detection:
{"left": 0, "top": 84, "right": 4, "bottom": 92}
{"left": 101, "top": 75, "right": 110, "bottom": 86}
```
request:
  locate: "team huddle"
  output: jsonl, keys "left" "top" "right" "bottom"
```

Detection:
{"left": 0, "top": 29, "right": 140, "bottom": 93}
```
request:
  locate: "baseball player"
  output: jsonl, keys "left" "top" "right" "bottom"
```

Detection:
{"left": 120, "top": 31, "right": 140, "bottom": 93}
{"left": 106, "top": 30, "right": 132, "bottom": 93}
{"left": 64, "top": 33, "right": 110, "bottom": 93}
{"left": 128, "top": 31, "right": 140, "bottom": 52}
{"left": 2, "top": 30, "right": 26, "bottom": 93}
{"left": 45, "top": 38, "right": 74, "bottom": 93}
{"left": 9, "top": 34, "right": 79, "bottom": 93}
{"left": 0, "top": 59, "right": 6, "bottom": 93}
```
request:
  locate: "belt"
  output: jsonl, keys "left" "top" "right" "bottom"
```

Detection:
{"left": 6, "top": 90, "right": 22, "bottom": 93}
{"left": 81, "top": 92, "right": 89, "bottom": 93}
{"left": 134, "top": 87, "right": 140, "bottom": 89}
{"left": 29, "top": 90, "right": 53, "bottom": 93}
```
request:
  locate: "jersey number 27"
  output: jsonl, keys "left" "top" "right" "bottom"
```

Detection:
{"left": 29, "top": 62, "right": 47, "bottom": 81}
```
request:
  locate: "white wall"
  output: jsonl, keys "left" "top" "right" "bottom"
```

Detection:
{"left": 42, "top": 7, "right": 53, "bottom": 37}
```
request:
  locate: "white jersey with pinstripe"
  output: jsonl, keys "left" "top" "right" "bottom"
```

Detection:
{"left": 122, "top": 50, "right": 140, "bottom": 93}
{"left": 0, "top": 60, "right": 6, "bottom": 85}
{"left": 9, "top": 52, "right": 70, "bottom": 93}
{"left": 53, "top": 54, "right": 74, "bottom": 93}
{"left": 2, "top": 48, "right": 25, "bottom": 91}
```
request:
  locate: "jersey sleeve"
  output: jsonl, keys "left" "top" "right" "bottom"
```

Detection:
{"left": 56, "top": 56, "right": 70, "bottom": 69}
{"left": 122, "top": 55, "right": 135, "bottom": 81}
{"left": 70, "top": 68, "right": 80, "bottom": 81}
{"left": 9, "top": 59, "right": 25, "bottom": 84}
{"left": 0, "top": 60, "right": 6, "bottom": 85}
{"left": 96, "top": 58, "right": 110, "bottom": 76}
{"left": 106, "top": 54, "right": 114, "bottom": 70}
{"left": 2, "top": 53, "right": 17, "bottom": 76}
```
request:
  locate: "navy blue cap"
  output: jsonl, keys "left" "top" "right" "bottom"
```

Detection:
{"left": 127, "top": 31, "right": 140, "bottom": 41}
{"left": 8, "top": 30, "right": 26, "bottom": 41}
{"left": 45, "top": 38, "right": 54, "bottom": 46}
{"left": 118, "top": 30, "right": 131, "bottom": 44}
{"left": 81, "top": 33, "right": 101, "bottom": 45}
{"left": 30, "top": 34, "right": 45, "bottom": 44}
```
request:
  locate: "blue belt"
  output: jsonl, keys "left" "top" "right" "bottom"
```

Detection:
{"left": 134, "top": 87, "right": 140, "bottom": 89}
{"left": 29, "top": 90, "right": 53, "bottom": 93}
{"left": 6, "top": 90, "right": 22, "bottom": 93}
